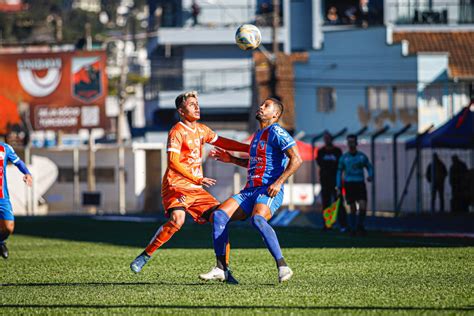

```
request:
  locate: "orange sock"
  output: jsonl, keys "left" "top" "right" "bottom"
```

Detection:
{"left": 225, "top": 242, "right": 231, "bottom": 266}
{"left": 145, "top": 221, "right": 180, "bottom": 256}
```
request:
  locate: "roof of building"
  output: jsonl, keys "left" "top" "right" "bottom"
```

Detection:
{"left": 393, "top": 31, "right": 474, "bottom": 79}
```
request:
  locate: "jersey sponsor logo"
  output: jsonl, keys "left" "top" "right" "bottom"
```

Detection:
{"left": 17, "top": 58, "right": 62, "bottom": 97}
{"left": 274, "top": 125, "right": 293, "bottom": 141}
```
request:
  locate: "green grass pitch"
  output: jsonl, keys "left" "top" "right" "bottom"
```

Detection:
{"left": 0, "top": 217, "right": 473, "bottom": 315}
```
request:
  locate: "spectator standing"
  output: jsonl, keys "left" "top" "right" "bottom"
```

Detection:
{"left": 449, "top": 155, "right": 469, "bottom": 213}
{"left": 316, "top": 132, "right": 343, "bottom": 230}
{"left": 191, "top": 1, "right": 201, "bottom": 26}
{"left": 336, "top": 134, "right": 373, "bottom": 235}
{"left": 426, "top": 153, "right": 447, "bottom": 213}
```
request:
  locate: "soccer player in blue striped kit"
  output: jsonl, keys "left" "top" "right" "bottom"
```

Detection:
{"left": 199, "top": 98, "right": 302, "bottom": 283}
{"left": 0, "top": 141, "right": 33, "bottom": 259}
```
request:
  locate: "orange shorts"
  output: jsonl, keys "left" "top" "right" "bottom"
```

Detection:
{"left": 162, "top": 187, "right": 220, "bottom": 223}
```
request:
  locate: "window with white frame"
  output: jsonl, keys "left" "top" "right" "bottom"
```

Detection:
{"left": 317, "top": 87, "right": 336, "bottom": 112}
{"left": 367, "top": 87, "right": 389, "bottom": 111}
{"left": 393, "top": 85, "right": 417, "bottom": 109}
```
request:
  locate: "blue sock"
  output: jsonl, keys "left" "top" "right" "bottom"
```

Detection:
{"left": 0, "top": 232, "right": 9, "bottom": 244}
{"left": 251, "top": 215, "right": 283, "bottom": 262}
{"left": 212, "top": 210, "right": 230, "bottom": 257}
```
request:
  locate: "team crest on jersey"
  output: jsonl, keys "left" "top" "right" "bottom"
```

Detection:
{"left": 259, "top": 140, "right": 266, "bottom": 150}
{"left": 0, "top": 151, "right": 5, "bottom": 159}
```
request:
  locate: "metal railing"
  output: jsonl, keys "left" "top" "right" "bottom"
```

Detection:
{"left": 387, "top": 2, "right": 474, "bottom": 24}
{"left": 145, "top": 67, "right": 251, "bottom": 100}
{"left": 155, "top": 4, "right": 283, "bottom": 28}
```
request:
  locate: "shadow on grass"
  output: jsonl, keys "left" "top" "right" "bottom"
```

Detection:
{"left": 13, "top": 216, "right": 474, "bottom": 249}
{"left": 0, "top": 304, "right": 471, "bottom": 311}
{"left": 0, "top": 281, "right": 206, "bottom": 287}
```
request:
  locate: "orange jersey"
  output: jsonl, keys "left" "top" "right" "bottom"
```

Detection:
{"left": 162, "top": 121, "right": 217, "bottom": 191}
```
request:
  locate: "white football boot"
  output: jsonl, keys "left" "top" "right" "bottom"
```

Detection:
{"left": 278, "top": 266, "right": 294, "bottom": 283}
{"left": 199, "top": 267, "right": 226, "bottom": 282}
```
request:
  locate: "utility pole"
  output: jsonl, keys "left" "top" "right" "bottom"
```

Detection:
{"left": 116, "top": 17, "right": 130, "bottom": 215}
{"left": 85, "top": 22, "right": 96, "bottom": 214}
{"left": 270, "top": 0, "right": 280, "bottom": 98}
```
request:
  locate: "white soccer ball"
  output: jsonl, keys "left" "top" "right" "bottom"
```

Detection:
{"left": 235, "top": 24, "right": 262, "bottom": 51}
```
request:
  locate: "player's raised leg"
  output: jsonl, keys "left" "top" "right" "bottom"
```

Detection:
{"left": 130, "top": 209, "right": 185, "bottom": 273}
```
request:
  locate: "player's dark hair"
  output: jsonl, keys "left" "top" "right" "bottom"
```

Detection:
{"left": 347, "top": 134, "right": 358, "bottom": 143}
{"left": 266, "top": 97, "right": 284, "bottom": 119}
{"left": 175, "top": 91, "right": 198, "bottom": 109}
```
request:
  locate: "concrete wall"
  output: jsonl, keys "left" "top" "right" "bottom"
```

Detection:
{"left": 294, "top": 27, "right": 419, "bottom": 135}
{"left": 29, "top": 145, "right": 164, "bottom": 214}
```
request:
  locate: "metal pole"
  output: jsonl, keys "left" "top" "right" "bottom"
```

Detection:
{"left": 311, "top": 132, "right": 326, "bottom": 208}
{"left": 73, "top": 147, "right": 80, "bottom": 213}
{"left": 272, "top": 0, "right": 280, "bottom": 56}
{"left": 117, "top": 17, "right": 130, "bottom": 215}
{"left": 370, "top": 125, "right": 390, "bottom": 216}
{"left": 393, "top": 124, "right": 411, "bottom": 213}
{"left": 333, "top": 127, "right": 348, "bottom": 140}
{"left": 430, "top": 150, "right": 435, "bottom": 213}
{"left": 415, "top": 124, "right": 433, "bottom": 215}
{"left": 24, "top": 145, "right": 31, "bottom": 216}
{"left": 87, "top": 130, "right": 96, "bottom": 214}
{"left": 288, "top": 174, "right": 295, "bottom": 211}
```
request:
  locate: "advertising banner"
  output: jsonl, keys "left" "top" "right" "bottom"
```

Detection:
{"left": 0, "top": 50, "right": 108, "bottom": 131}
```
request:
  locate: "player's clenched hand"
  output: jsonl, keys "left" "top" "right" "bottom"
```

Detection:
{"left": 23, "top": 174, "right": 33, "bottom": 187}
{"left": 210, "top": 147, "right": 232, "bottom": 163}
{"left": 267, "top": 182, "right": 282, "bottom": 197}
{"left": 201, "top": 177, "right": 217, "bottom": 188}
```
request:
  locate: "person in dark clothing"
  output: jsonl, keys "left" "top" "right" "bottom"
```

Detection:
{"left": 449, "top": 155, "right": 469, "bottom": 213}
{"left": 316, "top": 132, "right": 345, "bottom": 230}
{"left": 191, "top": 1, "right": 201, "bottom": 26}
{"left": 426, "top": 153, "right": 448, "bottom": 212}
{"left": 317, "top": 132, "right": 342, "bottom": 208}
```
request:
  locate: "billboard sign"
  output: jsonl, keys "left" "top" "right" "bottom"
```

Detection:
{"left": 0, "top": 50, "right": 108, "bottom": 131}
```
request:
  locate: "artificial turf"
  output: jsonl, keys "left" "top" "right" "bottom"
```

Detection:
{"left": 0, "top": 216, "right": 473, "bottom": 315}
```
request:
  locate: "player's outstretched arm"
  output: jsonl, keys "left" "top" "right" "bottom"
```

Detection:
{"left": 8, "top": 145, "right": 33, "bottom": 187}
{"left": 213, "top": 136, "right": 250, "bottom": 153}
{"left": 267, "top": 146, "right": 303, "bottom": 197}
{"left": 167, "top": 151, "right": 216, "bottom": 187}
{"left": 210, "top": 147, "right": 249, "bottom": 168}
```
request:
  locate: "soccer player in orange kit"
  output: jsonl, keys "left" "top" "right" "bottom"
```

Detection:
{"left": 130, "top": 91, "right": 249, "bottom": 283}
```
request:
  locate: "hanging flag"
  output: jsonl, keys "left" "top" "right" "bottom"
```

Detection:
{"left": 323, "top": 198, "right": 340, "bottom": 229}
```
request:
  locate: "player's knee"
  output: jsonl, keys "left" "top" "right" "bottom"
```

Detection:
{"left": 170, "top": 212, "right": 185, "bottom": 229}
{"left": 1, "top": 223, "right": 14, "bottom": 235}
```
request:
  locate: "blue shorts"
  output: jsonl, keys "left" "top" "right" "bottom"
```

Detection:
{"left": 0, "top": 200, "right": 14, "bottom": 221}
{"left": 232, "top": 186, "right": 284, "bottom": 216}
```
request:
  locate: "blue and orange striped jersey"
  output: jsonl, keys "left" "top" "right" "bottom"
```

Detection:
{"left": 246, "top": 123, "right": 296, "bottom": 188}
{"left": 0, "top": 142, "right": 22, "bottom": 201}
